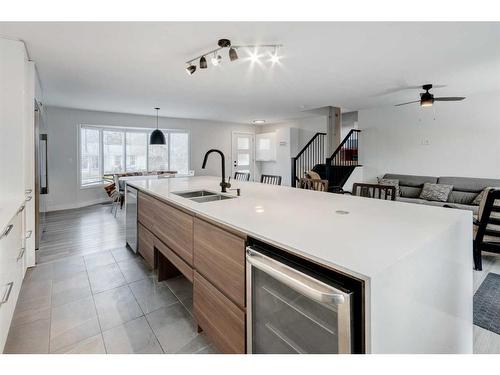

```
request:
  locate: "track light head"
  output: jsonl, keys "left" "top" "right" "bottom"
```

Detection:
{"left": 211, "top": 54, "right": 222, "bottom": 66}
{"left": 229, "top": 47, "right": 238, "bottom": 62}
{"left": 199, "top": 56, "right": 207, "bottom": 69}
{"left": 186, "top": 64, "right": 196, "bottom": 75}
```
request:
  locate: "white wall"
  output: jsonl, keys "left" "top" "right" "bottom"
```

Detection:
{"left": 45, "top": 106, "right": 254, "bottom": 211}
{"left": 255, "top": 116, "right": 328, "bottom": 185}
{"left": 358, "top": 92, "right": 500, "bottom": 182}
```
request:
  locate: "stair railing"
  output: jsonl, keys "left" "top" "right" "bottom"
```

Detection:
{"left": 326, "top": 129, "right": 361, "bottom": 167}
{"left": 290, "top": 132, "right": 327, "bottom": 187}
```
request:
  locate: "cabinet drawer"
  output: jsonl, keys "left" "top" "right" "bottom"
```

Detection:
{"left": 194, "top": 218, "right": 246, "bottom": 308}
{"left": 137, "top": 192, "right": 157, "bottom": 231}
{"left": 193, "top": 272, "right": 245, "bottom": 354}
{"left": 138, "top": 192, "right": 193, "bottom": 265}
{"left": 138, "top": 223, "right": 155, "bottom": 269}
{"left": 155, "top": 238, "right": 193, "bottom": 282}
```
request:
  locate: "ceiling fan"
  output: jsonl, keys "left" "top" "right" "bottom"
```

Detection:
{"left": 395, "top": 84, "right": 465, "bottom": 107}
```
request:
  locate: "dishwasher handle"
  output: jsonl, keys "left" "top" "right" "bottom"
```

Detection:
{"left": 246, "top": 247, "right": 347, "bottom": 306}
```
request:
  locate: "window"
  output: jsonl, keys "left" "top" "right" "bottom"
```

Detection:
{"left": 170, "top": 132, "right": 189, "bottom": 174}
{"left": 126, "top": 132, "right": 147, "bottom": 172}
{"left": 79, "top": 125, "right": 190, "bottom": 187}
{"left": 148, "top": 132, "right": 168, "bottom": 172}
{"left": 103, "top": 130, "right": 125, "bottom": 174}
{"left": 80, "top": 127, "right": 101, "bottom": 185}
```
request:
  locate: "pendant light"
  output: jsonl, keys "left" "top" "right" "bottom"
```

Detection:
{"left": 149, "top": 107, "right": 166, "bottom": 145}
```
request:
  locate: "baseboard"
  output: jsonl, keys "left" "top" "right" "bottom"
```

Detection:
{"left": 46, "top": 198, "right": 111, "bottom": 212}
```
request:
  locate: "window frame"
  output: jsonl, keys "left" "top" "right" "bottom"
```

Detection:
{"left": 78, "top": 124, "right": 190, "bottom": 189}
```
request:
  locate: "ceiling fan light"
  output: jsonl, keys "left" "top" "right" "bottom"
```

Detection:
{"left": 229, "top": 47, "right": 238, "bottom": 61}
{"left": 420, "top": 92, "right": 434, "bottom": 107}
{"left": 199, "top": 56, "right": 207, "bottom": 69}
{"left": 186, "top": 64, "right": 196, "bottom": 75}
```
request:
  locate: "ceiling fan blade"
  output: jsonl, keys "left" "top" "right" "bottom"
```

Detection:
{"left": 434, "top": 97, "right": 466, "bottom": 101}
{"left": 394, "top": 100, "right": 420, "bottom": 107}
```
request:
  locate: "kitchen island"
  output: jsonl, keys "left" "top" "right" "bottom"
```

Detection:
{"left": 128, "top": 176, "right": 473, "bottom": 354}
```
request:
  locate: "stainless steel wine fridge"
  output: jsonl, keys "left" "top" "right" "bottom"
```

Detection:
{"left": 246, "top": 239, "right": 365, "bottom": 354}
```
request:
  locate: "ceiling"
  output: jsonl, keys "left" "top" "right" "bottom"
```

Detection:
{"left": 1, "top": 22, "right": 499, "bottom": 124}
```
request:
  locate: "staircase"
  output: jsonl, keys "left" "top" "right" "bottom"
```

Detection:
{"left": 291, "top": 129, "right": 361, "bottom": 192}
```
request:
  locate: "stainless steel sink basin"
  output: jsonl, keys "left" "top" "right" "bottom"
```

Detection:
{"left": 172, "top": 190, "right": 217, "bottom": 198}
{"left": 190, "top": 194, "right": 236, "bottom": 203}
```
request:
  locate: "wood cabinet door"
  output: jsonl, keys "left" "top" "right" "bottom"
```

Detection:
{"left": 154, "top": 201, "right": 193, "bottom": 265}
{"left": 193, "top": 272, "right": 245, "bottom": 354}
{"left": 194, "top": 218, "right": 246, "bottom": 308}
{"left": 138, "top": 222, "right": 155, "bottom": 269}
{"left": 137, "top": 192, "right": 157, "bottom": 231}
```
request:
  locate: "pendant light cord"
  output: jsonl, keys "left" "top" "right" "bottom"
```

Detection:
{"left": 155, "top": 107, "right": 160, "bottom": 130}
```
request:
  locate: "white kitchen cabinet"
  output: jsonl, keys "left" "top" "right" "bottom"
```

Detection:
{"left": 0, "top": 205, "right": 25, "bottom": 352}
{"left": 255, "top": 132, "right": 277, "bottom": 161}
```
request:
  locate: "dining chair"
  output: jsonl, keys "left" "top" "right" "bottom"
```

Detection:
{"left": 473, "top": 188, "right": 500, "bottom": 270}
{"left": 260, "top": 174, "right": 282, "bottom": 185}
{"left": 352, "top": 183, "right": 397, "bottom": 201}
{"left": 234, "top": 172, "right": 250, "bottom": 181}
{"left": 298, "top": 178, "right": 329, "bottom": 192}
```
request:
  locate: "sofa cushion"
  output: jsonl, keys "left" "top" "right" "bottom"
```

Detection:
{"left": 377, "top": 178, "right": 400, "bottom": 197}
{"left": 447, "top": 190, "right": 478, "bottom": 205}
{"left": 399, "top": 186, "right": 422, "bottom": 198}
{"left": 383, "top": 173, "right": 438, "bottom": 188}
{"left": 397, "top": 197, "right": 427, "bottom": 204}
{"left": 437, "top": 176, "right": 500, "bottom": 193}
{"left": 446, "top": 203, "right": 479, "bottom": 215}
{"left": 472, "top": 188, "right": 488, "bottom": 206}
{"left": 419, "top": 183, "right": 453, "bottom": 202}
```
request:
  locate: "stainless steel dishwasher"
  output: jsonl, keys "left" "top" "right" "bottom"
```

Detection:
{"left": 246, "top": 239, "right": 364, "bottom": 354}
{"left": 125, "top": 184, "right": 138, "bottom": 253}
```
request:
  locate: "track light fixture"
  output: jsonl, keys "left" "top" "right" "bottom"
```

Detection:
{"left": 211, "top": 53, "right": 222, "bottom": 66}
{"left": 199, "top": 56, "right": 207, "bottom": 69}
{"left": 185, "top": 38, "right": 282, "bottom": 75}
{"left": 229, "top": 47, "right": 238, "bottom": 61}
{"left": 185, "top": 64, "right": 196, "bottom": 75}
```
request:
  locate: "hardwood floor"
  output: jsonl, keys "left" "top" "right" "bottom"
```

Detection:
{"left": 37, "top": 203, "right": 126, "bottom": 264}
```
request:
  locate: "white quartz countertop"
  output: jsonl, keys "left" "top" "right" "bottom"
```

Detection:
{"left": 128, "top": 176, "right": 471, "bottom": 280}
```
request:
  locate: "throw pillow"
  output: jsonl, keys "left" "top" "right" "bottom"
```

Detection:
{"left": 419, "top": 183, "right": 453, "bottom": 202}
{"left": 377, "top": 177, "right": 400, "bottom": 197}
{"left": 473, "top": 187, "right": 493, "bottom": 206}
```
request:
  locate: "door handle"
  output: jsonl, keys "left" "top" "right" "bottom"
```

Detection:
{"left": 17, "top": 248, "right": 25, "bottom": 262}
{"left": 246, "top": 247, "right": 348, "bottom": 306}
{"left": 25, "top": 230, "right": 33, "bottom": 239}
{"left": 0, "top": 282, "right": 14, "bottom": 306}
{"left": 25, "top": 196, "right": 33, "bottom": 202}
{"left": 1, "top": 224, "right": 14, "bottom": 240}
{"left": 25, "top": 189, "right": 32, "bottom": 194}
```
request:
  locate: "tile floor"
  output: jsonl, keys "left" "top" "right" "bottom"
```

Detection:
{"left": 472, "top": 252, "right": 500, "bottom": 354}
{"left": 4, "top": 247, "right": 217, "bottom": 354}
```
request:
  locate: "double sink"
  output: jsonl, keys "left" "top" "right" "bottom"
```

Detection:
{"left": 172, "top": 190, "right": 236, "bottom": 203}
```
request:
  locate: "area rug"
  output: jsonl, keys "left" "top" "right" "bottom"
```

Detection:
{"left": 474, "top": 272, "right": 500, "bottom": 335}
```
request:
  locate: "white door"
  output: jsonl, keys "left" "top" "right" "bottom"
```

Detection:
{"left": 231, "top": 132, "right": 255, "bottom": 181}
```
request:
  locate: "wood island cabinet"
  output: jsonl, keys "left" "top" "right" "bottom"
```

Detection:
{"left": 136, "top": 191, "right": 247, "bottom": 354}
